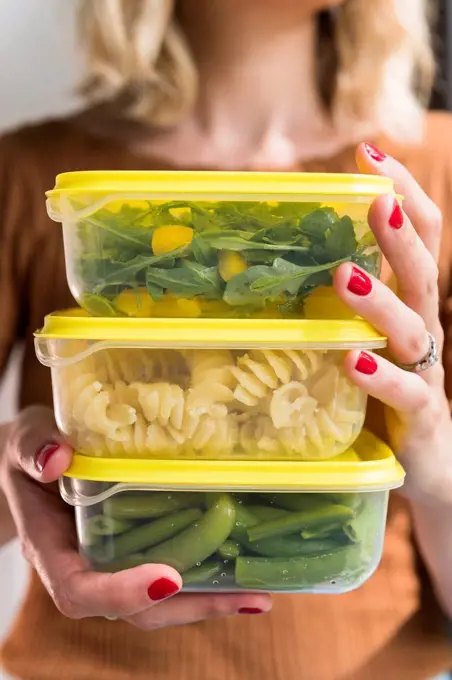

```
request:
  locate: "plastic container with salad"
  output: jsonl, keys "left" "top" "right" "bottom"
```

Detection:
{"left": 35, "top": 311, "right": 386, "bottom": 462}
{"left": 45, "top": 171, "right": 394, "bottom": 319}
{"left": 59, "top": 430, "right": 405, "bottom": 593}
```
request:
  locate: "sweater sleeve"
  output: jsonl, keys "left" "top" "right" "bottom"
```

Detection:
{"left": 0, "top": 135, "right": 32, "bottom": 376}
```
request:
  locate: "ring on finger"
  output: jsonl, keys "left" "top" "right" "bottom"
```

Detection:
{"left": 397, "top": 332, "right": 439, "bottom": 373}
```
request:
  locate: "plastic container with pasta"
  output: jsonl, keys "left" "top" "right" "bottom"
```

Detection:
{"left": 35, "top": 311, "right": 386, "bottom": 462}
{"left": 59, "top": 430, "right": 405, "bottom": 593}
{"left": 45, "top": 171, "right": 395, "bottom": 320}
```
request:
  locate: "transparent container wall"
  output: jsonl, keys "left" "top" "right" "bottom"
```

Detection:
{"left": 60, "top": 195, "right": 381, "bottom": 320}
{"left": 70, "top": 484, "right": 388, "bottom": 593}
{"left": 49, "top": 341, "right": 367, "bottom": 461}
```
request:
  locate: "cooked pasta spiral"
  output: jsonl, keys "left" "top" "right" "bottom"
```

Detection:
{"left": 61, "top": 345, "right": 365, "bottom": 461}
{"left": 231, "top": 349, "right": 326, "bottom": 406}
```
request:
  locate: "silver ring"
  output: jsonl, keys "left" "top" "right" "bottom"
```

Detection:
{"left": 104, "top": 615, "right": 118, "bottom": 621}
{"left": 398, "top": 332, "right": 439, "bottom": 373}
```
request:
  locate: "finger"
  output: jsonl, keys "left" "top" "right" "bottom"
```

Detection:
{"left": 7, "top": 405, "right": 73, "bottom": 482}
{"left": 367, "top": 194, "right": 440, "bottom": 331}
{"left": 60, "top": 564, "right": 183, "bottom": 619}
{"left": 126, "top": 592, "right": 273, "bottom": 630}
{"left": 333, "top": 262, "right": 435, "bottom": 368}
{"left": 356, "top": 142, "right": 442, "bottom": 261}
{"left": 344, "top": 350, "right": 431, "bottom": 412}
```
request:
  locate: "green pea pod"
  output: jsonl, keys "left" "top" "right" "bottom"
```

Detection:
{"left": 268, "top": 493, "right": 335, "bottom": 512}
{"left": 183, "top": 561, "right": 222, "bottom": 586}
{"left": 229, "top": 500, "right": 259, "bottom": 543}
{"left": 83, "top": 515, "right": 132, "bottom": 546}
{"left": 247, "top": 504, "right": 355, "bottom": 542}
{"left": 235, "top": 544, "right": 363, "bottom": 590}
{"left": 248, "top": 505, "right": 290, "bottom": 521}
{"left": 300, "top": 522, "right": 343, "bottom": 540}
{"left": 145, "top": 493, "right": 236, "bottom": 573}
{"left": 331, "top": 493, "right": 363, "bottom": 511}
{"left": 249, "top": 535, "right": 345, "bottom": 557}
{"left": 217, "top": 540, "right": 241, "bottom": 560}
{"left": 105, "top": 492, "right": 205, "bottom": 520}
{"left": 110, "top": 509, "right": 203, "bottom": 559}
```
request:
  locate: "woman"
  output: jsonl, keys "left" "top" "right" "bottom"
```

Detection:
{"left": 0, "top": 1, "right": 451, "bottom": 678}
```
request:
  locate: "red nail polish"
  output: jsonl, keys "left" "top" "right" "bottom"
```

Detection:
{"left": 347, "top": 266, "right": 372, "bottom": 296}
{"left": 148, "top": 578, "right": 179, "bottom": 601}
{"left": 364, "top": 143, "right": 386, "bottom": 162}
{"left": 389, "top": 200, "right": 404, "bottom": 229}
{"left": 35, "top": 441, "right": 60, "bottom": 473}
{"left": 355, "top": 352, "right": 378, "bottom": 375}
{"left": 238, "top": 607, "right": 264, "bottom": 615}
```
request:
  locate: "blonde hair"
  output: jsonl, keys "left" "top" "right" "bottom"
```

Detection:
{"left": 78, "top": 0, "right": 436, "bottom": 142}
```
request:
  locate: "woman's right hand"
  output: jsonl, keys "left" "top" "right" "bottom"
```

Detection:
{"left": 0, "top": 406, "right": 272, "bottom": 627}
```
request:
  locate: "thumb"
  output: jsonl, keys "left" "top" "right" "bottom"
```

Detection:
{"left": 8, "top": 405, "right": 73, "bottom": 482}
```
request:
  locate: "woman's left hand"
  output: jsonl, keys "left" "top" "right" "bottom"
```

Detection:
{"left": 333, "top": 142, "right": 452, "bottom": 506}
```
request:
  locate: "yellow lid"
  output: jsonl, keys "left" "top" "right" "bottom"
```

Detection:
{"left": 46, "top": 171, "right": 394, "bottom": 205}
{"left": 63, "top": 431, "right": 405, "bottom": 494}
{"left": 35, "top": 310, "right": 386, "bottom": 350}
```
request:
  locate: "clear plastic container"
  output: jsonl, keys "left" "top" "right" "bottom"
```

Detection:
{"left": 35, "top": 312, "right": 386, "bottom": 461}
{"left": 59, "top": 430, "right": 405, "bottom": 593}
{"left": 45, "top": 171, "right": 395, "bottom": 320}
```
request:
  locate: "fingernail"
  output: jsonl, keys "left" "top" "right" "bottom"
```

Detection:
{"left": 148, "top": 578, "right": 179, "bottom": 601}
{"left": 347, "top": 266, "right": 372, "bottom": 296}
{"left": 389, "top": 200, "right": 404, "bottom": 229}
{"left": 238, "top": 607, "right": 264, "bottom": 615}
{"left": 35, "top": 441, "right": 60, "bottom": 473}
{"left": 364, "top": 143, "right": 386, "bottom": 162}
{"left": 355, "top": 352, "right": 378, "bottom": 375}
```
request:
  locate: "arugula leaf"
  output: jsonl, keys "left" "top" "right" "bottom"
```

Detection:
{"left": 146, "top": 260, "right": 223, "bottom": 299}
{"left": 93, "top": 245, "right": 190, "bottom": 291}
{"left": 249, "top": 256, "right": 350, "bottom": 296}
{"left": 199, "top": 230, "right": 308, "bottom": 252}
{"left": 192, "top": 235, "right": 217, "bottom": 266}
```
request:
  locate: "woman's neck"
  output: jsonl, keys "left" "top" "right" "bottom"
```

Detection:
{"left": 164, "top": 2, "right": 347, "bottom": 168}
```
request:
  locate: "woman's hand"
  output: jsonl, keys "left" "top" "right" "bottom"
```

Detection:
{"left": 333, "top": 142, "right": 452, "bottom": 506}
{"left": 0, "top": 406, "right": 271, "bottom": 627}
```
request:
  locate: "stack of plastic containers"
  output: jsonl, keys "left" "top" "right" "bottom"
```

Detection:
{"left": 36, "top": 171, "right": 405, "bottom": 593}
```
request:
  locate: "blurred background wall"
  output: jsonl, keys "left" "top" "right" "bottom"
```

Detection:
{"left": 0, "top": 1, "right": 450, "bottom": 677}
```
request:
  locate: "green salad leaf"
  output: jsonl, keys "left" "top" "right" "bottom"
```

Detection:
{"left": 75, "top": 199, "right": 381, "bottom": 316}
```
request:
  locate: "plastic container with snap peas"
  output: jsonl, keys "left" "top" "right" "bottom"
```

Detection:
{"left": 35, "top": 311, "right": 386, "bottom": 462}
{"left": 60, "top": 430, "right": 405, "bottom": 593}
{"left": 45, "top": 171, "right": 396, "bottom": 320}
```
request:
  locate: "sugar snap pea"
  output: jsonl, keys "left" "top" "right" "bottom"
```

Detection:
{"left": 247, "top": 504, "right": 354, "bottom": 542}
{"left": 300, "top": 522, "right": 343, "bottom": 540}
{"left": 268, "top": 493, "right": 335, "bottom": 512}
{"left": 248, "top": 535, "right": 346, "bottom": 557}
{"left": 110, "top": 509, "right": 203, "bottom": 559}
{"left": 217, "top": 540, "right": 241, "bottom": 559}
{"left": 105, "top": 492, "right": 204, "bottom": 520}
{"left": 229, "top": 500, "right": 259, "bottom": 543}
{"left": 183, "top": 561, "right": 222, "bottom": 586}
{"left": 248, "top": 505, "right": 290, "bottom": 521}
{"left": 235, "top": 543, "right": 363, "bottom": 589}
{"left": 145, "top": 493, "right": 236, "bottom": 573}
{"left": 85, "top": 515, "right": 132, "bottom": 537}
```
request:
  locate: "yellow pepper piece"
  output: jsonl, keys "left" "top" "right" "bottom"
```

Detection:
{"left": 107, "top": 199, "right": 155, "bottom": 214}
{"left": 169, "top": 206, "right": 192, "bottom": 220}
{"left": 218, "top": 251, "right": 248, "bottom": 282}
{"left": 114, "top": 288, "right": 155, "bottom": 317}
{"left": 151, "top": 294, "right": 202, "bottom": 318}
{"left": 152, "top": 225, "right": 194, "bottom": 255}
{"left": 303, "top": 287, "right": 356, "bottom": 320}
